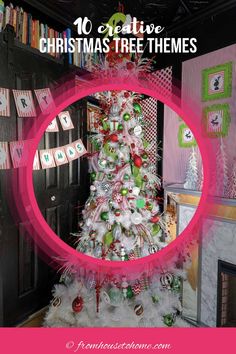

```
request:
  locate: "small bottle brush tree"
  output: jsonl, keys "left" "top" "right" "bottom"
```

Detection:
{"left": 228, "top": 159, "right": 236, "bottom": 199}
{"left": 44, "top": 90, "right": 188, "bottom": 328}
{"left": 215, "top": 138, "right": 229, "bottom": 197}
{"left": 184, "top": 147, "right": 198, "bottom": 190}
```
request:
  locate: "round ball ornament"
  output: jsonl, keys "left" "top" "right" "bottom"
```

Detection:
{"left": 150, "top": 215, "right": 160, "bottom": 223}
{"left": 133, "top": 125, "right": 142, "bottom": 136}
{"left": 142, "top": 152, "right": 148, "bottom": 160}
{"left": 123, "top": 173, "right": 130, "bottom": 181}
{"left": 72, "top": 296, "right": 84, "bottom": 313}
{"left": 103, "top": 231, "right": 113, "bottom": 246}
{"left": 131, "top": 212, "right": 143, "bottom": 225}
{"left": 114, "top": 209, "right": 121, "bottom": 217}
{"left": 160, "top": 273, "right": 174, "bottom": 290}
{"left": 108, "top": 287, "right": 123, "bottom": 307}
{"left": 90, "top": 172, "right": 96, "bottom": 181}
{"left": 52, "top": 296, "right": 61, "bottom": 307}
{"left": 134, "top": 302, "right": 144, "bottom": 316}
{"left": 120, "top": 187, "right": 128, "bottom": 196}
{"left": 163, "top": 313, "right": 176, "bottom": 327}
{"left": 151, "top": 224, "right": 161, "bottom": 236}
{"left": 133, "top": 102, "right": 142, "bottom": 115}
{"left": 109, "top": 133, "right": 119, "bottom": 142}
{"left": 148, "top": 244, "right": 159, "bottom": 254}
{"left": 133, "top": 155, "right": 142, "bottom": 168}
{"left": 100, "top": 211, "right": 109, "bottom": 221}
{"left": 123, "top": 112, "right": 131, "bottom": 121}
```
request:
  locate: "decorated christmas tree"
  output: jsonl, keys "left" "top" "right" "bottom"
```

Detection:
{"left": 44, "top": 89, "right": 189, "bottom": 328}
{"left": 227, "top": 159, "right": 236, "bottom": 199}
{"left": 214, "top": 138, "right": 229, "bottom": 197}
{"left": 184, "top": 147, "right": 198, "bottom": 190}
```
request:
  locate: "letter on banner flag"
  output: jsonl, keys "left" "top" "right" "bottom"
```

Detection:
{"left": 46, "top": 118, "right": 59, "bottom": 132}
{"left": 33, "top": 151, "right": 40, "bottom": 170}
{"left": 58, "top": 111, "right": 74, "bottom": 130}
{"left": 0, "top": 88, "right": 10, "bottom": 117}
{"left": 53, "top": 147, "right": 68, "bottom": 166}
{"left": 73, "top": 139, "right": 87, "bottom": 156}
{"left": 34, "top": 88, "right": 56, "bottom": 114}
{"left": 64, "top": 143, "right": 79, "bottom": 162}
{"left": 9, "top": 140, "right": 31, "bottom": 168}
{"left": 40, "top": 149, "right": 56, "bottom": 169}
{"left": 0, "top": 142, "right": 11, "bottom": 169}
{"left": 12, "top": 90, "right": 36, "bottom": 117}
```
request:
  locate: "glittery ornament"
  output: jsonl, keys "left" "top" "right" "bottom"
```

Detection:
{"left": 163, "top": 313, "right": 176, "bottom": 327}
{"left": 103, "top": 231, "right": 113, "bottom": 246}
{"left": 132, "top": 281, "right": 142, "bottom": 295}
{"left": 120, "top": 187, "right": 128, "bottom": 196}
{"left": 171, "top": 277, "right": 181, "bottom": 293}
{"left": 152, "top": 295, "right": 159, "bottom": 304}
{"left": 108, "top": 287, "right": 123, "bottom": 306}
{"left": 100, "top": 211, "right": 109, "bottom": 221}
{"left": 90, "top": 172, "right": 96, "bottom": 180}
{"left": 133, "top": 102, "right": 142, "bottom": 115}
{"left": 134, "top": 126, "right": 142, "bottom": 136}
{"left": 133, "top": 155, "right": 142, "bottom": 168}
{"left": 131, "top": 212, "right": 143, "bottom": 225}
{"left": 148, "top": 244, "right": 159, "bottom": 254}
{"left": 160, "top": 273, "right": 174, "bottom": 290}
{"left": 72, "top": 296, "right": 84, "bottom": 313}
{"left": 123, "top": 112, "right": 131, "bottom": 121}
{"left": 134, "top": 302, "right": 144, "bottom": 316}
{"left": 150, "top": 215, "right": 160, "bottom": 223}
{"left": 52, "top": 296, "right": 61, "bottom": 307}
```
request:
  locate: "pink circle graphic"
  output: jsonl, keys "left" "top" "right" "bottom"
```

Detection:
{"left": 12, "top": 73, "right": 216, "bottom": 280}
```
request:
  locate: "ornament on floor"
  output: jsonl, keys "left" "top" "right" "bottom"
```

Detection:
{"left": 134, "top": 302, "right": 144, "bottom": 316}
{"left": 163, "top": 313, "right": 176, "bottom": 327}
{"left": 160, "top": 273, "right": 174, "bottom": 290}
{"left": 72, "top": 296, "right": 84, "bottom": 313}
{"left": 108, "top": 287, "right": 123, "bottom": 306}
{"left": 52, "top": 296, "right": 61, "bottom": 307}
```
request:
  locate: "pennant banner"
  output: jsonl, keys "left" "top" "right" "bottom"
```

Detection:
{"left": 0, "top": 142, "right": 11, "bottom": 169}
{"left": 0, "top": 88, "right": 10, "bottom": 117}
{"left": 58, "top": 111, "right": 74, "bottom": 131}
{"left": 13, "top": 90, "right": 36, "bottom": 117}
{"left": 34, "top": 88, "right": 56, "bottom": 114}
{"left": 46, "top": 118, "right": 59, "bottom": 132}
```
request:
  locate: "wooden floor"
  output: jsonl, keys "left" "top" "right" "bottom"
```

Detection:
{"left": 18, "top": 307, "right": 47, "bottom": 327}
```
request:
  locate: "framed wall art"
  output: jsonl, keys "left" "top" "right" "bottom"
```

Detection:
{"left": 202, "top": 104, "right": 231, "bottom": 138}
{"left": 202, "top": 62, "right": 232, "bottom": 101}
{"left": 178, "top": 123, "right": 197, "bottom": 148}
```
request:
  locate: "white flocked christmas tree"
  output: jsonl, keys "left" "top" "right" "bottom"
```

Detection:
{"left": 44, "top": 89, "right": 190, "bottom": 328}
{"left": 184, "top": 147, "right": 198, "bottom": 190}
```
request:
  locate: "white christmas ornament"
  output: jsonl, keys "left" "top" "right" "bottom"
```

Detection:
{"left": 132, "top": 187, "right": 140, "bottom": 196}
{"left": 134, "top": 126, "right": 142, "bottom": 136}
{"left": 131, "top": 212, "right": 143, "bottom": 225}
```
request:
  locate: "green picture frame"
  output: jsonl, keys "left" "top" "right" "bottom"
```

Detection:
{"left": 178, "top": 124, "right": 197, "bottom": 148}
{"left": 202, "top": 62, "right": 232, "bottom": 101}
{"left": 202, "top": 104, "right": 231, "bottom": 138}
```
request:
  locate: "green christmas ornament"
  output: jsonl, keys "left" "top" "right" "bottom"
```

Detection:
{"left": 123, "top": 173, "right": 130, "bottom": 181}
{"left": 123, "top": 112, "right": 131, "bottom": 121}
{"left": 100, "top": 211, "right": 109, "bottom": 221}
{"left": 163, "top": 314, "right": 176, "bottom": 327}
{"left": 134, "top": 174, "right": 143, "bottom": 189}
{"left": 136, "top": 199, "right": 145, "bottom": 208}
{"left": 151, "top": 224, "right": 161, "bottom": 236}
{"left": 171, "top": 277, "right": 181, "bottom": 293}
{"left": 103, "top": 231, "right": 113, "bottom": 246}
{"left": 142, "top": 153, "right": 148, "bottom": 160}
{"left": 107, "top": 173, "right": 114, "bottom": 180}
{"left": 124, "top": 254, "right": 129, "bottom": 261}
{"left": 152, "top": 295, "right": 159, "bottom": 304}
{"left": 127, "top": 285, "right": 134, "bottom": 299}
{"left": 133, "top": 166, "right": 140, "bottom": 178}
{"left": 143, "top": 140, "right": 149, "bottom": 149}
{"left": 133, "top": 102, "right": 142, "bottom": 114}
{"left": 90, "top": 172, "right": 96, "bottom": 181}
{"left": 120, "top": 187, "right": 128, "bottom": 196}
{"left": 118, "top": 123, "right": 124, "bottom": 131}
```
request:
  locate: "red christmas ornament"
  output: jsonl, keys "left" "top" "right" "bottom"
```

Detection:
{"left": 133, "top": 155, "right": 142, "bottom": 168}
{"left": 72, "top": 296, "right": 84, "bottom": 313}
{"left": 109, "top": 133, "right": 119, "bottom": 142}
{"left": 150, "top": 215, "right": 160, "bottom": 223}
{"left": 124, "top": 91, "right": 130, "bottom": 98}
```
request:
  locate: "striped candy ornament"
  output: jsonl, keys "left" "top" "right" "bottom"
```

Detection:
{"left": 132, "top": 281, "right": 142, "bottom": 295}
